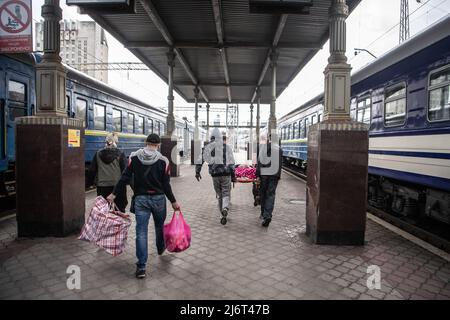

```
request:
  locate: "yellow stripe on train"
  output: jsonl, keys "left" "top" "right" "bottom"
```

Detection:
{"left": 85, "top": 130, "right": 147, "bottom": 139}
{"left": 281, "top": 139, "right": 308, "bottom": 143}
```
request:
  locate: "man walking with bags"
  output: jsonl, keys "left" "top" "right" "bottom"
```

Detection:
{"left": 195, "top": 128, "right": 236, "bottom": 225}
{"left": 256, "top": 133, "right": 283, "bottom": 228}
{"left": 107, "top": 133, "right": 180, "bottom": 279}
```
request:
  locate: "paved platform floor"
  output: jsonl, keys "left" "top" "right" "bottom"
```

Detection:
{"left": 1, "top": 164, "right": 450, "bottom": 300}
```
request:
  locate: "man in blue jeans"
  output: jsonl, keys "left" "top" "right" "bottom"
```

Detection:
{"left": 108, "top": 134, "right": 180, "bottom": 279}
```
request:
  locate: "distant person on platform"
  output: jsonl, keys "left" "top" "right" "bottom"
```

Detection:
{"left": 87, "top": 132, "right": 128, "bottom": 212}
{"left": 256, "top": 133, "right": 282, "bottom": 228}
{"left": 107, "top": 133, "right": 180, "bottom": 279}
{"left": 195, "top": 128, "right": 236, "bottom": 225}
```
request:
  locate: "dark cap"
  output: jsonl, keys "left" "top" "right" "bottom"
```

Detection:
{"left": 146, "top": 133, "right": 161, "bottom": 144}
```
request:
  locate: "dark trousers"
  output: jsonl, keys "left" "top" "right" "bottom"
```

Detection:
{"left": 97, "top": 186, "right": 128, "bottom": 212}
{"left": 260, "top": 176, "right": 279, "bottom": 219}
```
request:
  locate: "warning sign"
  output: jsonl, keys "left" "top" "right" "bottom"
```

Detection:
{"left": 0, "top": 0, "right": 32, "bottom": 53}
{"left": 68, "top": 129, "right": 81, "bottom": 148}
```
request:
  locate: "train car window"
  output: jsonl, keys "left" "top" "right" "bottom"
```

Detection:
{"left": 138, "top": 116, "right": 145, "bottom": 134}
{"left": 113, "top": 109, "right": 122, "bottom": 132}
{"left": 147, "top": 118, "right": 153, "bottom": 134}
{"left": 293, "top": 122, "right": 298, "bottom": 139}
{"left": 66, "top": 95, "right": 71, "bottom": 116}
{"left": 305, "top": 117, "right": 311, "bottom": 137}
{"left": 384, "top": 83, "right": 406, "bottom": 127}
{"left": 161, "top": 123, "right": 166, "bottom": 135}
{"left": 75, "top": 98, "right": 87, "bottom": 127}
{"left": 350, "top": 98, "right": 357, "bottom": 121}
{"left": 128, "top": 113, "right": 135, "bottom": 133}
{"left": 155, "top": 121, "right": 160, "bottom": 135}
{"left": 428, "top": 66, "right": 450, "bottom": 122}
{"left": 318, "top": 113, "right": 322, "bottom": 123}
{"left": 7, "top": 80, "right": 27, "bottom": 122}
{"left": 287, "top": 124, "right": 291, "bottom": 140}
{"left": 299, "top": 121, "right": 303, "bottom": 139}
{"left": 94, "top": 103, "right": 106, "bottom": 130}
{"left": 312, "top": 115, "right": 317, "bottom": 125}
{"left": 357, "top": 96, "right": 371, "bottom": 124}
{"left": 8, "top": 80, "right": 26, "bottom": 102}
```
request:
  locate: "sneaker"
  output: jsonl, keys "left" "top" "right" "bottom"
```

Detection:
{"left": 157, "top": 247, "right": 166, "bottom": 256}
{"left": 220, "top": 216, "right": 227, "bottom": 225}
{"left": 221, "top": 207, "right": 228, "bottom": 218}
{"left": 262, "top": 218, "right": 271, "bottom": 227}
{"left": 135, "top": 268, "right": 146, "bottom": 279}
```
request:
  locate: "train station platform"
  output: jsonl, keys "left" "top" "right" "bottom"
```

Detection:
{"left": 1, "top": 163, "right": 450, "bottom": 300}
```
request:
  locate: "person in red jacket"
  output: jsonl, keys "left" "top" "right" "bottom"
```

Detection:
{"left": 108, "top": 134, "right": 180, "bottom": 279}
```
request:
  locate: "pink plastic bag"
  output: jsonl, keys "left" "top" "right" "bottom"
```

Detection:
{"left": 163, "top": 210, "right": 191, "bottom": 253}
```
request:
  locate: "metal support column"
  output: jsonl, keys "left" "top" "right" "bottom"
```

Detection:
{"left": 256, "top": 87, "right": 261, "bottom": 155}
{"left": 194, "top": 86, "right": 199, "bottom": 140}
{"left": 206, "top": 103, "right": 210, "bottom": 141}
{"left": 249, "top": 104, "right": 254, "bottom": 161}
{"left": 191, "top": 86, "right": 201, "bottom": 165}
{"left": 166, "top": 49, "right": 176, "bottom": 136}
{"left": 268, "top": 50, "right": 278, "bottom": 134}
{"left": 161, "top": 48, "right": 179, "bottom": 176}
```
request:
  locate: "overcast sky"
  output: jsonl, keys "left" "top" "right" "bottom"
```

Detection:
{"left": 32, "top": 0, "right": 450, "bottom": 124}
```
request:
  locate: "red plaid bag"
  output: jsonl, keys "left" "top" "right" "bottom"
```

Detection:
{"left": 79, "top": 196, "right": 132, "bottom": 256}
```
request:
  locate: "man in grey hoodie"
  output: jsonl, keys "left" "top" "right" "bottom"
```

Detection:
{"left": 108, "top": 134, "right": 180, "bottom": 279}
{"left": 195, "top": 128, "right": 236, "bottom": 225}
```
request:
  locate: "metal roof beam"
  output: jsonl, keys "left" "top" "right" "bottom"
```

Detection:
{"left": 125, "top": 40, "right": 321, "bottom": 50}
{"left": 139, "top": 0, "right": 209, "bottom": 103}
{"left": 251, "top": 14, "right": 288, "bottom": 103}
{"left": 174, "top": 81, "right": 287, "bottom": 87}
{"left": 211, "top": 0, "right": 231, "bottom": 103}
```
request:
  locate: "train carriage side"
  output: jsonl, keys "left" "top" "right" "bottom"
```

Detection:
{"left": 65, "top": 67, "right": 168, "bottom": 165}
{"left": 351, "top": 32, "right": 450, "bottom": 224}
{"left": 279, "top": 96, "right": 323, "bottom": 169}
{"left": 277, "top": 17, "right": 450, "bottom": 226}
{"left": 0, "top": 54, "right": 36, "bottom": 197}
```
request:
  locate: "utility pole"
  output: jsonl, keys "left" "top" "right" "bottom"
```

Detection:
{"left": 400, "top": 0, "right": 422, "bottom": 44}
{"left": 399, "top": 0, "right": 410, "bottom": 43}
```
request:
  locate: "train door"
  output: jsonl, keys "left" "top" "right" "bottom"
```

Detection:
{"left": 5, "top": 73, "right": 30, "bottom": 162}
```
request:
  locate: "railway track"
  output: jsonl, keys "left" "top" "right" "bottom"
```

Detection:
{"left": 282, "top": 164, "right": 450, "bottom": 253}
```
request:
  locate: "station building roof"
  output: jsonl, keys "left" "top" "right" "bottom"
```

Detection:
{"left": 78, "top": 0, "right": 361, "bottom": 104}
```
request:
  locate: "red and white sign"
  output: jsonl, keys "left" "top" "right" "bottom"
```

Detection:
{"left": 0, "top": 0, "right": 32, "bottom": 53}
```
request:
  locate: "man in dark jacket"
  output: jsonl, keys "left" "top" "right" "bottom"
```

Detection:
{"left": 107, "top": 133, "right": 180, "bottom": 279}
{"left": 87, "top": 132, "right": 128, "bottom": 212}
{"left": 195, "top": 128, "right": 236, "bottom": 225}
{"left": 256, "top": 134, "right": 283, "bottom": 228}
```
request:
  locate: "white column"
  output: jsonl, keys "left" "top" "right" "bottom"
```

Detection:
{"left": 323, "top": 0, "right": 352, "bottom": 121}
{"left": 36, "top": 0, "right": 67, "bottom": 117}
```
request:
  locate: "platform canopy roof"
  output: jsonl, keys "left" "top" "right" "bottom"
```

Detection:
{"left": 77, "top": 0, "right": 361, "bottom": 104}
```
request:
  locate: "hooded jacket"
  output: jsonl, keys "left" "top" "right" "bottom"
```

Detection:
{"left": 87, "top": 147, "right": 127, "bottom": 187}
{"left": 256, "top": 142, "right": 283, "bottom": 179}
{"left": 113, "top": 147, "right": 176, "bottom": 203}
{"left": 195, "top": 128, "right": 236, "bottom": 178}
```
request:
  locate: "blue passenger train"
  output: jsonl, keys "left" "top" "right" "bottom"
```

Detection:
{"left": 278, "top": 15, "right": 450, "bottom": 225}
{"left": 0, "top": 53, "right": 205, "bottom": 198}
